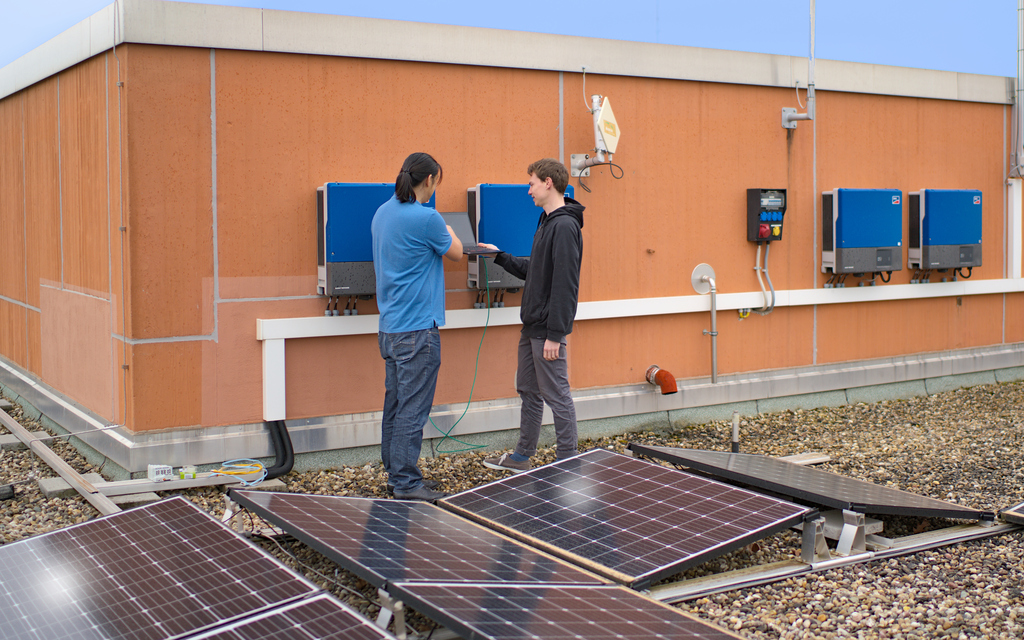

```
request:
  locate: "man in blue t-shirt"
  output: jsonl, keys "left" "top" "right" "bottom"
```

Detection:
{"left": 372, "top": 153, "right": 462, "bottom": 501}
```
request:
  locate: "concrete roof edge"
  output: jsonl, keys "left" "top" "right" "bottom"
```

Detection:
{"left": 0, "top": 3, "right": 120, "bottom": 99}
{"left": 0, "top": 0, "right": 1013, "bottom": 104}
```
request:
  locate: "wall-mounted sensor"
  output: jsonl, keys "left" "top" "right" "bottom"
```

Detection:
{"left": 571, "top": 95, "right": 622, "bottom": 178}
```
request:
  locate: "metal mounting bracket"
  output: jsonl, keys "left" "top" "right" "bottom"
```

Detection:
{"left": 782, "top": 107, "right": 798, "bottom": 129}
{"left": 835, "top": 509, "right": 867, "bottom": 557}
{"left": 801, "top": 516, "right": 831, "bottom": 563}
{"left": 376, "top": 588, "right": 407, "bottom": 640}
{"left": 570, "top": 153, "right": 591, "bottom": 177}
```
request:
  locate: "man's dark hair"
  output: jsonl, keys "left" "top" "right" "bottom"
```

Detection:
{"left": 395, "top": 152, "right": 443, "bottom": 203}
{"left": 527, "top": 158, "right": 569, "bottom": 195}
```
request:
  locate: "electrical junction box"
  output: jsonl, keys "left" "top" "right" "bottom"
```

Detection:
{"left": 466, "top": 184, "right": 574, "bottom": 290}
{"left": 908, "top": 189, "right": 982, "bottom": 270}
{"left": 747, "top": 189, "right": 787, "bottom": 242}
{"left": 821, "top": 188, "right": 903, "bottom": 274}
{"left": 316, "top": 183, "right": 435, "bottom": 296}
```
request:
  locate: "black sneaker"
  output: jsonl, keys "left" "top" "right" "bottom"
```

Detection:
{"left": 386, "top": 479, "right": 440, "bottom": 496}
{"left": 393, "top": 485, "right": 449, "bottom": 502}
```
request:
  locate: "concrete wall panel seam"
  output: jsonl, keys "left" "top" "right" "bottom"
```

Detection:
{"left": 21, "top": 94, "right": 28, "bottom": 337}
{"left": 210, "top": 48, "right": 219, "bottom": 342}
{"left": 558, "top": 71, "right": 563, "bottom": 165}
{"left": 113, "top": 334, "right": 215, "bottom": 345}
{"left": 57, "top": 76, "right": 64, "bottom": 289}
{"left": 0, "top": 295, "right": 40, "bottom": 313}
{"left": 106, "top": 52, "right": 115, "bottom": 422}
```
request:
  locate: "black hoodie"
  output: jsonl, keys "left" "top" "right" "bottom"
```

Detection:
{"left": 494, "top": 197, "right": 585, "bottom": 343}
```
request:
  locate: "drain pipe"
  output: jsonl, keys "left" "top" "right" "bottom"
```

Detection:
{"left": 645, "top": 365, "right": 678, "bottom": 395}
{"left": 263, "top": 420, "right": 294, "bottom": 479}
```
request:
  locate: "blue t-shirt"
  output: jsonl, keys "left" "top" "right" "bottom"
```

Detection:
{"left": 371, "top": 195, "right": 452, "bottom": 333}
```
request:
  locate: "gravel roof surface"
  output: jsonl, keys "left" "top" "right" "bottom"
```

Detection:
{"left": 2, "top": 380, "right": 1022, "bottom": 639}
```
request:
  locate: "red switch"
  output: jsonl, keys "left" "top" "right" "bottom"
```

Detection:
{"left": 759, "top": 224, "right": 771, "bottom": 238}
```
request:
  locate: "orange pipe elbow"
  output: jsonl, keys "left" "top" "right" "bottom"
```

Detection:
{"left": 645, "top": 365, "right": 678, "bottom": 395}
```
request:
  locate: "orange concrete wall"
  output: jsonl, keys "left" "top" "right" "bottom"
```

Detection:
{"left": 0, "top": 43, "right": 1019, "bottom": 434}
{"left": 0, "top": 53, "right": 127, "bottom": 423}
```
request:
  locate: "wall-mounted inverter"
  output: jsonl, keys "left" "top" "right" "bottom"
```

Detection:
{"left": 467, "top": 184, "right": 574, "bottom": 290}
{"left": 908, "top": 189, "right": 982, "bottom": 271}
{"left": 821, "top": 188, "right": 903, "bottom": 274}
{"left": 316, "top": 183, "right": 434, "bottom": 296}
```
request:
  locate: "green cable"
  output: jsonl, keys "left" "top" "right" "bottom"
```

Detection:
{"left": 429, "top": 257, "right": 493, "bottom": 453}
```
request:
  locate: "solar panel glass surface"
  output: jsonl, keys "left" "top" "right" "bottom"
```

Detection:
{"left": 186, "top": 594, "right": 396, "bottom": 640}
{"left": 440, "top": 449, "right": 813, "bottom": 588}
{"left": 631, "top": 445, "right": 995, "bottom": 520}
{"left": 0, "top": 497, "right": 318, "bottom": 640}
{"left": 230, "top": 490, "right": 604, "bottom": 587}
{"left": 388, "top": 582, "right": 745, "bottom": 640}
{"left": 1001, "top": 502, "right": 1024, "bottom": 525}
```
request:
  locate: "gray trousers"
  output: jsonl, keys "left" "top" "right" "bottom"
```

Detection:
{"left": 514, "top": 334, "right": 578, "bottom": 459}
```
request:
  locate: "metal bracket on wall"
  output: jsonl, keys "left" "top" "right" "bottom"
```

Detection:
{"left": 570, "top": 153, "right": 591, "bottom": 177}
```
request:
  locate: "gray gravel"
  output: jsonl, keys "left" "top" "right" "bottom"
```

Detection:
{"left": 2, "top": 381, "right": 1023, "bottom": 639}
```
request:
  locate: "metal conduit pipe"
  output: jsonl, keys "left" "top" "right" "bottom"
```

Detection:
{"left": 263, "top": 420, "right": 294, "bottom": 479}
{"left": 704, "top": 277, "right": 719, "bottom": 384}
{"left": 1016, "top": 0, "right": 1023, "bottom": 176}
{"left": 691, "top": 263, "right": 719, "bottom": 384}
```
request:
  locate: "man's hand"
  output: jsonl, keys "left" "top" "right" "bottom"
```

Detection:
{"left": 543, "top": 339, "right": 561, "bottom": 361}
{"left": 479, "top": 243, "right": 499, "bottom": 251}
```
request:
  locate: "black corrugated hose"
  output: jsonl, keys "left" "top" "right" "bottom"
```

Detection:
{"left": 264, "top": 420, "right": 294, "bottom": 479}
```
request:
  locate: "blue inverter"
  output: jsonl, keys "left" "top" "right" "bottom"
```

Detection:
{"left": 316, "top": 183, "right": 434, "bottom": 296}
{"left": 907, "top": 189, "right": 982, "bottom": 271}
{"left": 821, "top": 188, "right": 903, "bottom": 274}
{"left": 466, "top": 183, "right": 574, "bottom": 290}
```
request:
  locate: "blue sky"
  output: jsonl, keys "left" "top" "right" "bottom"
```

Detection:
{"left": 0, "top": 0, "right": 1018, "bottom": 77}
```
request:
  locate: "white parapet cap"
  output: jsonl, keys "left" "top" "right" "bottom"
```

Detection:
{"left": 0, "top": 0, "right": 1015, "bottom": 104}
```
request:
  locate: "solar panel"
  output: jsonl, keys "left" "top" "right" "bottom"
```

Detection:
{"left": 0, "top": 497, "right": 319, "bottom": 640}
{"left": 631, "top": 444, "right": 996, "bottom": 521}
{"left": 1001, "top": 501, "right": 1024, "bottom": 525}
{"left": 230, "top": 490, "right": 604, "bottom": 587}
{"left": 440, "top": 449, "right": 814, "bottom": 589}
{"left": 388, "top": 582, "right": 745, "bottom": 640}
{"left": 186, "top": 594, "right": 396, "bottom": 640}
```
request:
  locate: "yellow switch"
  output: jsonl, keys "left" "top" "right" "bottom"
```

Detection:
{"left": 772, "top": 226, "right": 781, "bottom": 236}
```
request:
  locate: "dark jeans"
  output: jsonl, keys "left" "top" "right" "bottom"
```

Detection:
{"left": 378, "top": 327, "right": 441, "bottom": 492}
{"left": 514, "top": 334, "right": 578, "bottom": 459}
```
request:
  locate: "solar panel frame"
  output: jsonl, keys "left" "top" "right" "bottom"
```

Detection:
{"left": 387, "top": 582, "right": 746, "bottom": 640}
{"left": 439, "top": 449, "right": 815, "bottom": 589}
{"left": 1001, "top": 501, "right": 1024, "bottom": 525}
{"left": 630, "top": 444, "right": 996, "bottom": 521}
{"left": 229, "top": 490, "right": 606, "bottom": 588}
{"left": 0, "top": 497, "right": 320, "bottom": 640}
{"left": 184, "top": 594, "right": 396, "bottom": 640}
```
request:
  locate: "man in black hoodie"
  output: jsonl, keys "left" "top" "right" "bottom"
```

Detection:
{"left": 482, "top": 159, "right": 584, "bottom": 472}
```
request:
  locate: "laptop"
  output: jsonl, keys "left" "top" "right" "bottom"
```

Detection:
{"left": 463, "top": 244, "right": 501, "bottom": 255}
